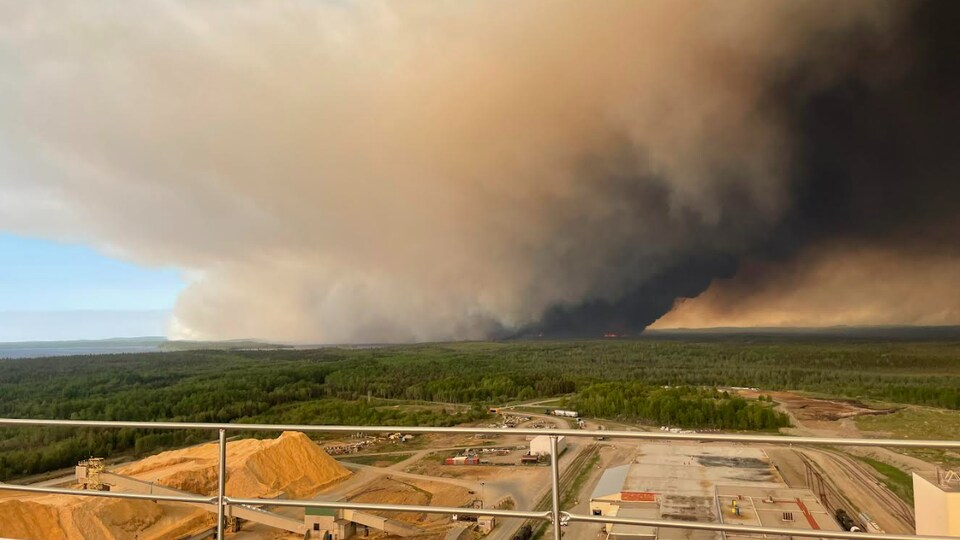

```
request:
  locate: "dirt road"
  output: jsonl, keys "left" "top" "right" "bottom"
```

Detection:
{"left": 485, "top": 439, "right": 591, "bottom": 540}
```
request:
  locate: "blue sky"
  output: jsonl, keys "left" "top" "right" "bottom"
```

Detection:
{"left": 0, "top": 234, "right": 185, "bottom": 341}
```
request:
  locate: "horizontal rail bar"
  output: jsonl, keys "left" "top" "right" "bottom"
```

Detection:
{"left": 565, "top": 513, "right": 955, "bottom": 540}
{"left": 229, "top": 497, "right": 551, "bottom": 520}
{"left": 0, "top": 482, "right": 214, "bottom": 505}
{"left": 1, "top": 417, "right": 958, "bottom": 448}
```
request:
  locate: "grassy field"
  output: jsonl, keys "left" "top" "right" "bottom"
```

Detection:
{"left": 857, "top": 456, "right": 914, "bottom": 504}
{"left": 856, "top": 406, "right": 960, "bottom": 466}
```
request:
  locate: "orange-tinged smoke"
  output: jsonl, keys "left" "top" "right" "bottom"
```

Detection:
{"left": 653, "top": 246, "right": 960, "bottom": 329}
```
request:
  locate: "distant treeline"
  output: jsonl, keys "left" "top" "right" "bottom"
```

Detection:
{"left": 566, "top": 384, "right": 790, "bottom": 431}
{"left": 0, "top": 339, "right": 958, "bottom": 479}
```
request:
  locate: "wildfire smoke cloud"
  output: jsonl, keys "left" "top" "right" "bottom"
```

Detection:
{"left": 1, "top": 1, "right": 957, "bottom": 341}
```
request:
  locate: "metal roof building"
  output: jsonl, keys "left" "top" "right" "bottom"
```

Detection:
{"left": 589, "top": 444, "right": 842, "bottom": 540}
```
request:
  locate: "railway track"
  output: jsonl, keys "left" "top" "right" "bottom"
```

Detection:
{"left": 799, "top": 448, "right": 914, "bottom": 531}
{"left": 823, "top": 449, "right": 914, "bottom": 525}
{"left": 520, "top": 443, "right": 601, "bottom": 538}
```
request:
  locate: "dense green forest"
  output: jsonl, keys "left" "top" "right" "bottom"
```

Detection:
{"left": 565, "top": 384, "right": 790, "bottom": 430}
{"left": 1, "top": 339, "right": 959, "bottom": 479}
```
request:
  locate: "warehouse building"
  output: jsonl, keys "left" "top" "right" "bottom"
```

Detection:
{"left": 529, "top": 435, "right": 566, "bottom": 456}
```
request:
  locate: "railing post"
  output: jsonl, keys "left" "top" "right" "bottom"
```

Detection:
{"left": 217, "top": 428, "right": 227, "bottom": 538}
{"left": 549, "top": 435, "right": 562, "bottom": 540}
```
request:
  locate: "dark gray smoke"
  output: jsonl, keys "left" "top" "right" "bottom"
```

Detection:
{"left": 787, "top": 1, "right": 960, "bottom": 249}
{"left": 539, "top": 1, "right": 960, "bottom": 335}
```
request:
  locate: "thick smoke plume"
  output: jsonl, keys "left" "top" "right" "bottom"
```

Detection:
{"left": 1, "top": 1, "right": 957, "bottom": 342}
{"left": 655, "top": 1, "right": 960, "bottom": 330}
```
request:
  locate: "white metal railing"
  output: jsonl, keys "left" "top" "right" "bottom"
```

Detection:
{"left": 1, "top": 418, "right": 958, "bottom": 540}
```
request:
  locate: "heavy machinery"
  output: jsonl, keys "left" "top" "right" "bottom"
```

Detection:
{"left": 76, "top": 457, "right": 112, "bottom": 491}
{"left": 512, "top": 524, "right": 533, "bottom": 540}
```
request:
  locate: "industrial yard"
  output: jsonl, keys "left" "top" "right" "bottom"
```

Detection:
{"left": 2, "top": 395, "right": 955, "bottom": 540}
{"left": 0, "top": 409, "right": 578, "bottom": 539}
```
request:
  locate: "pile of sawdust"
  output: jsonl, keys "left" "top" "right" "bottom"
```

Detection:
{"left": 0, "top": 432, "right": 347, "bottom": 539}
{"left": 0, "top": 496, "right": 175, "bottom": 540}
{"left": 0, "top": 499, "right": 65, "bottom": 540}
{"left": 347, "top": 478, "right": 472, "bottom": 525}
{"left": 94, "top": 498, "right": 165, "bottom": 532}
{"left": 118, "top": 431, "right": 351, "bottom": 498}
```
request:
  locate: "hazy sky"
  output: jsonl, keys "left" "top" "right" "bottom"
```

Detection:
{"left": 0, "top": 234, "right": 182, "bottom": 341}
{"left": 1, "top": 1, "right": 957, "bottom": 343}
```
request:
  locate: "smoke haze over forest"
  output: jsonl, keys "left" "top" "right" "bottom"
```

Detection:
{"left": 1, "top": 1, "right": 958, "bottom": 342}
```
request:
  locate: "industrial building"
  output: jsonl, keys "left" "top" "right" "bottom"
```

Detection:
{"left": 590, "top": 444, "right": 842, "bottom": 540}
{"left": 913, "top": 470, "right": 960, "bottom": 537}
{"left": 717, "top": 485, "right": 842, "bottom": 540}
{"left": 477, "top": 515, "right": 496, "bottom": 534}
{"left": 305, "top": 507, "right": 344, "bottom": 539}
{"left": 529, "top": 435, "right": 566, "bottom": 456}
